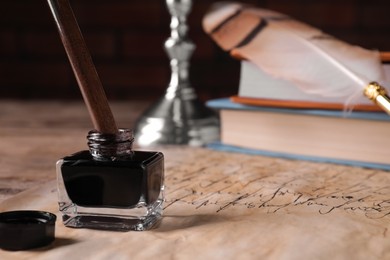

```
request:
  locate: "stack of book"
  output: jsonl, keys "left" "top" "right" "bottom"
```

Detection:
{"left": 207, "top": 59, "right": 390, "bottom": 170}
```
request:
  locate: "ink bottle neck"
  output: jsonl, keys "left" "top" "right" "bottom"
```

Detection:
{"left": 87, "top": 128, "right": 134, "bottom": 161}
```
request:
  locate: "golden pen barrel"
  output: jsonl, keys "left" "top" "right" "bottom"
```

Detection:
{"left": 364, "top": 82, "right": 390, "bottom": 115}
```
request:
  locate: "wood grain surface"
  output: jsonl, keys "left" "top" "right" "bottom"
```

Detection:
{"left": 0, "top": 100, "right": 148, "bottom": 202}
{"left": 0, "top": 101, "right": 389, "bottom": 259}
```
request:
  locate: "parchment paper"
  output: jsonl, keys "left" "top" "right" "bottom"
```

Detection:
{"left": 0, "top": 148, "right": 389, "bottom": 260}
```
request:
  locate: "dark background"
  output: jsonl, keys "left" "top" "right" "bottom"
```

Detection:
{"left": 1, "top": 0, "right": 389, "bottom": 101}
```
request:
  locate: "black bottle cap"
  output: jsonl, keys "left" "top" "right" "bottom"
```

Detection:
{"left": 0, "top": 210, "right": 56, "bottom": 251}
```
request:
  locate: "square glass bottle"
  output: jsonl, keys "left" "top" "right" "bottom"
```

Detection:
{"left": 56, "top": 129, "right": 164, "bottom": 231}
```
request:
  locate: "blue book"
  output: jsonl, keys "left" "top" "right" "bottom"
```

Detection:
{"left": 207, "top": 98, "right": 390, "bottom": 171}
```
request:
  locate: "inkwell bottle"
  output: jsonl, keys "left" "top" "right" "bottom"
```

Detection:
{"left": 56, "top": 130, "right": 164, "bottom": 231}
{"left": 48, "top": 0, "right": 164, "bottom": 231}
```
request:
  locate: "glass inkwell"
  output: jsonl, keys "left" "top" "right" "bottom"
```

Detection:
{"left": 48, "top": 0, "right": 164, "bottom": 231}
{"left": 56, "top": 129, "right": 164, "bottom": 231}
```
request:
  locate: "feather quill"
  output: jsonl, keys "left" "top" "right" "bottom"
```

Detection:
{"left": 203, "top": 2, "right": 390, "bottom": 111}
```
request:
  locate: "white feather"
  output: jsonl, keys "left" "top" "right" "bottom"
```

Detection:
{"left": 203, "top": 2, "right": 386, "bottom": 104}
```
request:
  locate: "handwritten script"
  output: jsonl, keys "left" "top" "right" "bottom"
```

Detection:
{"left": 163, "top": 149, "right": 390, "bottom": 219}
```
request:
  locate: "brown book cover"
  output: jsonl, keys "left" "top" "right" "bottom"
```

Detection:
{"left": 230, "top": 96, "right": 383, "bottom": 111}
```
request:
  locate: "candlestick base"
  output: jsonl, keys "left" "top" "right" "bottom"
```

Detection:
{"left": 134, "top": 96, "right": 219, "bottom": 147}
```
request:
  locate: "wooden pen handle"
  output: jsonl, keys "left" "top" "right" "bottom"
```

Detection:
{"left": 47, "top": 0, "right": 118, "bottom": 134}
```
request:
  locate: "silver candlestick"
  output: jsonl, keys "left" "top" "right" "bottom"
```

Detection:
{"left": 134, "top": 0, "right": 220, "bottom": 147}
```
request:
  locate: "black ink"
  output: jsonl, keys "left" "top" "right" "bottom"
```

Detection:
{"left": 61, "top": 151, "right": 163, "bottom": 207}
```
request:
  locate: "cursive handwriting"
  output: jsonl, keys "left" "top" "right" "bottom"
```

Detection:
{"left": 163, "top": 152, "right": 390, "bottom": 219}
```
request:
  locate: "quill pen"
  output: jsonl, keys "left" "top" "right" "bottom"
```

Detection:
{"left": 202, "top": 2, "right": 390, "bottom": 114}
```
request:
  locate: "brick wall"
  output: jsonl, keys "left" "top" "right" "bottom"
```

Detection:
{"left": 0, "top": 0, "right": 389, "bottom": 101}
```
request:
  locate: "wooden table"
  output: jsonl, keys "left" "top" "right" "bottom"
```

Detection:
{"left": 0, "top": 101, "right": 389, "bottom": 259}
